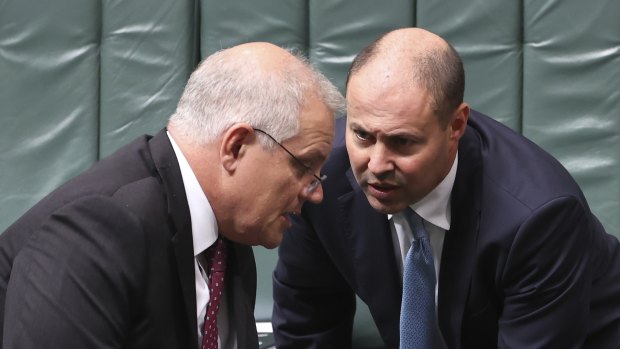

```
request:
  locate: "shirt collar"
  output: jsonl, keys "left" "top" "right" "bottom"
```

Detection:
{"left": 411, "top": 153, "right": 458, "bottom": 230}
{"left": 387, "top": 153, "right": 458, "bottom": 231}
{"left": 167, "top": 131, "right": 219, "bottom": 256}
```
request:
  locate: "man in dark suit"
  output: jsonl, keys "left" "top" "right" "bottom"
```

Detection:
{"left": 272, "top": 28, "right": 620, "bottom": 348}
{"left": 0, "top": 42, "right": 344, "bottom": 348}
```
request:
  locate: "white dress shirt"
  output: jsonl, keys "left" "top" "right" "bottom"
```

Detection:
{"left": 168, "top": 132, "right": 237, "bottom": 349}
{"left": 389, "top": 154, "right": 458, "bottom": 302}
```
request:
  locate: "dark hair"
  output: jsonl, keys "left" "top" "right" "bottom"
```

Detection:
{"left": 346, "top": 32, "right": 465, "bottom": 128}
{"left": 421, "top": 43, "right": 465, "bottom": 126}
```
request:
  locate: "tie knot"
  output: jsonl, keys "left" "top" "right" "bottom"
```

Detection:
{"left": 405, "top": 208, "right": 428, "bottom": 241}
{"left": 204, "top": 236, "right": 227, "bottom": 273}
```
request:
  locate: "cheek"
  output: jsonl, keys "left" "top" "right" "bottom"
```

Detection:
{"left": 396, "top": 160, "right": 423, "bottom": 183}
{"left": 397, "top": 149, "right": 439, "bottom": 182}
{"left": 346, "top": 142, "right": 367, "bottom": 172}
{"left": 263, "top": 175, "right": 300, "bottom": 207}
{"left": 264, "top": 160, "right": 297, "bottom": 188}
{"left": 348, "top": 152, "right": 364, "bottom": 172}
{"left": 402, "top": 148, "right": 449, "bottom": 189}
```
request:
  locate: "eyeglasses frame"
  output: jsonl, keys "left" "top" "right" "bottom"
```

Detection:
{"left": 252, "top": 128, "right": 326, "bottom": 194}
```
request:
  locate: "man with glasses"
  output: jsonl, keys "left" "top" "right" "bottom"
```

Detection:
{"left": 0, "top": 42, "right": 344, "bottom": 349}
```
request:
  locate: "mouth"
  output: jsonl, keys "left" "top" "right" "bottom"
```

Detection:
{"left": 280, "top": 212, "right": 299, "bottom": 227}
{"left": 366, "top": 182, "right": 399, "bottom": 199}
{"left": 285, "top": 207, "right": 302, "bottom": 216}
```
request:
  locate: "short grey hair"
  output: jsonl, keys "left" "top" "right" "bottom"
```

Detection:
{"left": 169, "top": 48, "right": 344, "bottom": 147}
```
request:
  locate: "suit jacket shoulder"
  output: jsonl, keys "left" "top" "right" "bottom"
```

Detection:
{"left": 0, "top": 131, "right": 197, "bottom": 348}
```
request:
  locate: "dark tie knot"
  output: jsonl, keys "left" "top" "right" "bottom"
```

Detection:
{"left": 204, "top": 236, "right": 227, "bottom": 273}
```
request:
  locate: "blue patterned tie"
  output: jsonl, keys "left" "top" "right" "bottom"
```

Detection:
{"left": 400, "top": 209, "right": 443, "bottom": 349}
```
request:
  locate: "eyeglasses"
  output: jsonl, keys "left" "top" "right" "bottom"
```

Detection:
{"left": 253, "top": 128, "right": 326, "bottom": 194}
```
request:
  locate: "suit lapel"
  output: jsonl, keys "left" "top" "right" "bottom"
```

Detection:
{"left": 149, "top": 130, "right": 199, "bottom": 348}
{"left": 340, "top": 169, "right": 402, "bottom": 347}
{"left": 437, "top": 126, "right": 482, "bottom": 349}
{"left": 225, "top": 242, "right": 258, "bottom": 349}
{"left": 150, "top": 130, "right": 259, "bottom": 348}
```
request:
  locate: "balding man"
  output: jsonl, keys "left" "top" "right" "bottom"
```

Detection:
{"left": 273, "top": 28, "right": 620, "bottom": 348}
{"left": 0, "top": 42, "right": 344, "bottom": 348}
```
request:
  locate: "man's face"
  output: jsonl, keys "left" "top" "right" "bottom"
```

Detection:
{"left": 345, "top": 74, "right": 460, "bottom": 214}
{"left": 231, "top": 95, "right": 335, "bottom": 249}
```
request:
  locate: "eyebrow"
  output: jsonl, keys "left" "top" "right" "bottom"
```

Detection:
{"left": 384, "top": 130, "right": 417, "bottom": 139}
{"left": 349, "top": 121, "right": 417, "bottom": 139}
{"left": 296, "top": 149, "right": 327, "bottom": 165}
{"left": 348, "top": 121, "right": 364, "bottom": 130}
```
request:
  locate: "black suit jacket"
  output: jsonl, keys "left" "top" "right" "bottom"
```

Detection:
{"left": 0, "top": 130, "right": 259, "bottom": 348}
{"left": 273, "top": 111, "right": 620, "bottom": 348}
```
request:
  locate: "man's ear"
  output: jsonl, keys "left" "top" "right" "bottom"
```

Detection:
{"left": 220, "top": 123, "right": 254, "bottom": 172}
{"left": 449, "top": 102, "right": 469, "bottom": 141}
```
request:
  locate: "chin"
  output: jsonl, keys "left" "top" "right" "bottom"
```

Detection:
{"left": 367, "top": 196, "right": 408, "bottom": 215}
{"left": 259, "top": 235, "right": 283, "bottom": 249}
{"left": 260, "top": 241, "right": 280, "bottom": 250}
{"left": 258, "top": 226, "right": 285, "bottom": 249}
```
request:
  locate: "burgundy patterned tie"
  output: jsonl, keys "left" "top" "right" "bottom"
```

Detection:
{"left": 201, "top": 236, "right": 228, "bottom": 349}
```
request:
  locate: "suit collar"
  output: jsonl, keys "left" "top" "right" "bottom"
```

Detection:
{"left": 437, "top": 124, "right": 483, "bottom": 349}
{"left": 341, "top": 168, "right": 402, "bottom": 347}
{"left": 225, "top": 243, "right": 258, "bottom": 348}
{"left": 150, "top": 129, "right": 258, "bottom": 348}
{"left": 166, "top": 131, "right": 218, "bottom": 256}
{"left": 148, "top": 129, "right": 199, "bottom": 348}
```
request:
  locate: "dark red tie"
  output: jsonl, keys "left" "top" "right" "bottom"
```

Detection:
{"left": 201, "top": 236, "right": 228, "bottom": 349}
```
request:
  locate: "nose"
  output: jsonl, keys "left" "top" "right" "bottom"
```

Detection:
{"left": 367, "top": 144, "right": 394, "bottom": 175}
{"left": 303, "top": 184, "right": 324, "bottom": 204}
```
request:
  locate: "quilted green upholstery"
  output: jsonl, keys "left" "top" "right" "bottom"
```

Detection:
{"left": 1, "top": 1, "right": 618, "bottom": 347}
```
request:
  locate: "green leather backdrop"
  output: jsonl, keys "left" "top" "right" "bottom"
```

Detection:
{"left": 1, "top": 1, "right": 618, "bottom": 347}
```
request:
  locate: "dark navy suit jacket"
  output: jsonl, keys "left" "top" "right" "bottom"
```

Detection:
{"left": 273, "top": 111, "right": 620, "bottom": 348}
{"left": 0, "top": 130, "right": 259, "bottom": 348}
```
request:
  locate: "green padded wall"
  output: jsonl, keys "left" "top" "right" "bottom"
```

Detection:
{"left": 418, "top": 0, "right": 523, "bottom": 130}
{"left": 99, "top": 0, "right": 197, "bottom": 157}
{"left": 523, "top": 0, "right": 620, "bottom": 232}
{"left": 1, "top": 1, "right": 618, "bottom": 348}
{"left": 0, "top": 0, "right": 99, "bottom": 231}
{"left": 202, "top": 0, "right": 307, "bottom": 56}
{"left": 309, "top": 0, "right": 415, "bottom": 93}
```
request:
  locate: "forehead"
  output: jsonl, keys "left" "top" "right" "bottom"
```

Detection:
{"left": 347, "top": 74, "right": 437, "bottom": 130}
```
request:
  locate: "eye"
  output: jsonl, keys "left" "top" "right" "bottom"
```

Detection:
{"left": 386, "top": 135, "right": 420, "bottom": 155}
{"left": 288, "top": 159, "right": 310, "bottom": 177}
{"left": 392, "top": 137, "right": 414, "bottom": 148}
{"left": 286, "top": 154, "right": 316, "bottom": 178}
{"left": 354, "top": 129, "right": 371, "bottom": 142}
